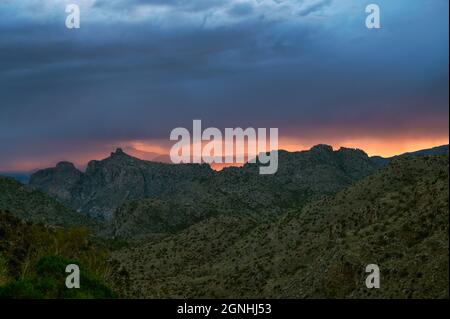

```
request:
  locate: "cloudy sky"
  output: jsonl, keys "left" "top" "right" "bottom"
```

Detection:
{"left": 0, "top": 0, "right": 448, "bottom": 171}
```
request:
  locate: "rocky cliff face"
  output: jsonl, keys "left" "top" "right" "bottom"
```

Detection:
{"left": 30, "top": 161, "right": 83, "bottom": 203}
{"left": 29, "top": 149, "right": 214, "bottom": 220}
{"left": 29, "top": 145, "right": 377, "bottom": 227}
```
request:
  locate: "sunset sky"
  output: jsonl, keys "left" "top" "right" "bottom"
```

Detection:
{"left": 0, "top": 0, "right": 448, "bottom": 172}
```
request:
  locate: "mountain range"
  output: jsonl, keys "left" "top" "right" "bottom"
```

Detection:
{"left": 0, "top": 144, "right": 448, "bottom": 298}
{"left": 28, "top": 145, "right": 378, "bottom": 237}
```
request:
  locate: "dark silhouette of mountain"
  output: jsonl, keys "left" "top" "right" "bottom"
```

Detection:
{"left": 29, "top": 148, "right": 214, "bottom": 220}
{"left": 25, "top": 144, "right": 449, "bottom": 241}
{"left": 371, "top": 144, "right": 449, "bottom": 167}
{"left": 29, "top": 145, "right": 377, "bottom": 238}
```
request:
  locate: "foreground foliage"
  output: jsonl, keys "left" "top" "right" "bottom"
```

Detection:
{"left": 0, "top": 255, "right": 115, "bottom": 299}
{"left": 0, "top": 212, "right": 115, "bottom": 299}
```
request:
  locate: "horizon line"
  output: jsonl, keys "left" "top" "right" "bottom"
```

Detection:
{"left": 1, "top": 142, "right": 448, "bottom": 174}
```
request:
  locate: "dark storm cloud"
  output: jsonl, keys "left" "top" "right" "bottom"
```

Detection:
{"left": 228, "top": 2, "right": 254, "bottom": 16}
{"left": 296, "top": 0, "right": 331, "bottom": 16}
{"left": 0, "top": 0, "right": 448, "bottom": 170}
{"left": 94, "top": 0, "right": 228, "bottom": 11}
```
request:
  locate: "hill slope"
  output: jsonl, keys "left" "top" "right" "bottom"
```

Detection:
{"left": 0, "top": 176, "right": 96, "bottom": 228}
{"left": 111, "top": 155, "right": 449, "bottom": 298}
{"left": 371, "top": 144, "right": 449, "bottom": 167}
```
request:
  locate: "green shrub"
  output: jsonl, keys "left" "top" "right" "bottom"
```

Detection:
{"left": 0, "top": 255, "right": 116, "bottom": 299}
{"left": 0, "top": 254, "right": 10, "bottom": 287}
{"left": 0, "top": 279, "right": 44, "bottom": 299}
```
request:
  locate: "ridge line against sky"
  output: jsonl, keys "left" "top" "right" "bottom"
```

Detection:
{"left": 0, "top": 0, "right": 448, "bottom": 171}
{"left": 1, "top": 142, "right": 448, "bottom": 174}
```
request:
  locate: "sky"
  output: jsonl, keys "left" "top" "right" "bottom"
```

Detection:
{"left": 0, "top": 0, "right": 448, "bottom": 171}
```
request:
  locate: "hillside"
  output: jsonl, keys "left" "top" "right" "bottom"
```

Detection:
{"left": 371, "top": 144, "right": 449, "bottom": 167}
{"left": 0, "top": 176, "right": 97, "bottom": 228}
{"left": 111, "top": 155, "right": 449, "bottom": 298}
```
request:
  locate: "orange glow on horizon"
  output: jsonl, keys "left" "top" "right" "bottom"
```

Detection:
{"left": 1, "top": 136, "right": 448, "bottom": 173}
{"left": 127, "top": 135, "right": 450, "bottom": 171}
{"left": 278, "top": 136, "right": 450, "bottom": 158}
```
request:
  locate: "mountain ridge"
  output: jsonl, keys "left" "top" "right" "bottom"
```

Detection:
{"left": 29, "top": 145, "right": 377, "bottom": 231}
{"left": 4, "top": 144, "right": 447, "bottom": 183}
{"left": 370, "top": 144, "right": 449, "bottom": 167}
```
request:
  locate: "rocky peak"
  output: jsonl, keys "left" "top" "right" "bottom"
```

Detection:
{"left": 337, "top": 147, "right": 368, "bottom": 158}
{"left": 85, "top": 160, "right": 101, "bottom": 175}
{"left": 52, "top": 162, "right": 82, "bottom": 179}
{"left": 307, "top": 144, "right": 335, "bottom": 162}
{"left": 29, "top": 161, "right": 82, "bottom": 204}
{"left": 111, "top": 148, "right": 127, "bottom": 157}
{"left": 310, "top": 144, "right": 334, "bottom": 153}
{"left": 55, "top": 161, "right": 78, "bottom": 171}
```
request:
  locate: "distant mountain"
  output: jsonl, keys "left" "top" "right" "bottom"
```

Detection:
{"left": 29, "top": 149, "right": 214, "bottom": 221}
{"left": 111, "top": 154, "right": 449, "bottom": 298}
{"left": 371, "top": 144, "right": 449, "bottom": 167}
{"left": 0, "top": 176, "right": 97, "bottom": 228}
{"left": 0, "top": 172, "right": 32, "bottom": 184}
{"left": 30, "top": 145, "right": 377, "bottom": 238}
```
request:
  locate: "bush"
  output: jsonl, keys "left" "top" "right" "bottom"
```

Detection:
{"left": 0, "top": 255, "right": 116, "bottom": 299}
{"left": 0, "top": 279, "right": 44, "bottom": 299}
{"left": 0, "top": 254, "right": 10, "bottom": 287}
